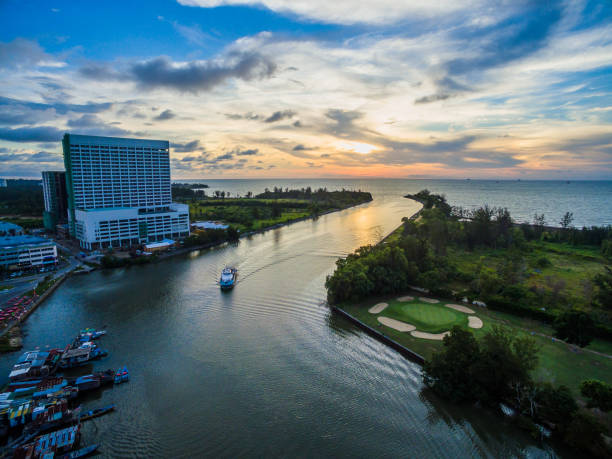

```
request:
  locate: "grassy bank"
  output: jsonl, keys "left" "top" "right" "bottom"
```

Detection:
{"left": 179, "top": 189, "right": 373, "bottom": 233}
{"left": 342, "top": 294, "right": 612, "bottom": 397}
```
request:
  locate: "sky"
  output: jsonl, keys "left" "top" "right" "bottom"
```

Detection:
{"left": 0, "top": 0, "right": 611, "bottom": 180}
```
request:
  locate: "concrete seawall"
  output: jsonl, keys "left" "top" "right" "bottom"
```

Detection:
{"left": 332, "top": 306, "right": 426, "bottom": 365}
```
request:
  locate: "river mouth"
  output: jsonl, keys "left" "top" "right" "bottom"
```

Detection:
{"left": 0, "top": 183, "right": 565, "bottom": 458}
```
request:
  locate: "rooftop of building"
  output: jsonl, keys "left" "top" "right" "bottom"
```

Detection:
{"left": 64, "top": 133, "right": 169, "bottom": 149}
{"left": 0, "top": 235, "right": 55, "bottom": 249}
{"left": 0, "top": 221, "right": 23, "bottom": 233}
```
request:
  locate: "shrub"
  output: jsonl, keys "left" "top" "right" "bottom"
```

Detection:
{"left": 535, "top": 256, "right": 552, "bottom": 268}
{"left": 553, "top": 309, "right": 595, "bottom": 347}
{"left": 580, "top": 379, "right": 612, "bottom": 412}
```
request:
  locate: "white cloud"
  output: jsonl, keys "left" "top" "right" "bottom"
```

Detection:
{"left": 177, "top": 0, "right": 484, "bottom": 25}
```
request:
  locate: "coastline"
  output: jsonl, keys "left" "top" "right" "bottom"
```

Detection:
{"left": 126, "top": 198, "right": 373, "bottom": 264}
{"left": 329, "top": 197, "right": 428, "bottom": 364}
{"left": 2, "top": 198, "right": 374, "bottom": 337}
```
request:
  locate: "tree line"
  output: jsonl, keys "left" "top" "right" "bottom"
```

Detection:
{"left": 424, "top": 326, "right": 611, "bottom": 457}
{"left": 326, "top": 189, "right": 612, "bottom": 345}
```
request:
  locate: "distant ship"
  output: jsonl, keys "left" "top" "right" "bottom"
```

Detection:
{"left": 219, "top": 267, "right": 238, "bottom": 290}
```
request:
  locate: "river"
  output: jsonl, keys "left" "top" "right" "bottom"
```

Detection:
{"left": 0, "top": 181, "right": 578, "bottom": 457}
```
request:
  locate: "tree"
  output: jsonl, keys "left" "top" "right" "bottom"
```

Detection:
{"left": 563, "top": 411, "right": 608, "bottom": 456}
{"left": 423, "top": 326, "right": 481, "bottom": 402}
{"left": 533, "top": 213, "right": 546, "bottom": 238}
{"left": 593, "top": 266, "right": 612, "bottom": 309}
{"left": 559, "top": 212, "right": 574, "bottom": 230}
{"left": 580, "top": 379, "right": 612, "bottom": 412}
{"left": 553, "top": 309, "right": 595, "bottom": 347}
{"left": 473, "top": 326, "right": 539, "bottom": 405}
{"left": 535, "top": 383, "right": 577, "bottom": 425}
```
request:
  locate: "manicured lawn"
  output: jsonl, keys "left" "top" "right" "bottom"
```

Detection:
{"left": 383, "top": 299, "right": 468, "bottom": 333}
{"left": 341, "top": 292, "right": 612, "bottom": 398}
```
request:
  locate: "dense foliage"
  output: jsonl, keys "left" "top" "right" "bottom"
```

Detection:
{"left": 179, "top": 188, "right": 372, "bottom": 231}
{"left": 580, "top": 379, "right": 612, "bottom": 412}
{"left": 0, "top": 180, "right": 44, "bottom": 216}
{"left": 423, "top": 326, "right": 539, "bottom": 404}
{"left": 326, "top": 189, "right": 612, "bottom": 341}
{"left": 424, "top": 327, "right": 610, "bottom": 456}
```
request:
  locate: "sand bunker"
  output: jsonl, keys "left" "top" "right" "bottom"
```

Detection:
{"left": 411, "top": 330, "right": 450, "bottom": 340}
{"left": 397, "top": 295, "right": 414, "bottom": 302}
{"left": 445, "top": 304, "right": 475, "bottom": 314}
{"left": 377, "top": 316, "right": 416, "bottom": 332}
{"left": 368, "top": 302, "right": 388, "bottom": 314}
{"left": 419, "top": 297, "right": 440, "bottom": 304}
{"left": 468, "top": 316, "right": 484, "bottom": 329}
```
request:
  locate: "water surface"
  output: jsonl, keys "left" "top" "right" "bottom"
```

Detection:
{"left": 0, "top": 181, "right": 582, "bottom": 457}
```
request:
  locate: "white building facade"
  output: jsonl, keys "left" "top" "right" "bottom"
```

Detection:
{"left": 0, "top": 236, "right": 58, "bottom": 270}
{"left": 63, "top": 134, "right": 189, "bottom": 250}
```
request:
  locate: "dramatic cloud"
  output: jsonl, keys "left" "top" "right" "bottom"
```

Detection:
{"left": 0, "top": 97, "right": 112, "bottom": 116}
{"left": 224, "top": 112, "right": 261, "bottom": 120}
{"left": 178, "top": 0, "right": 486, "bottom": 25}
{"left": 414, "top": 93, "right": 451, "bottom": 104}
{"left": 0, "top": 38, "right": 64, "bottom": 68}
{"left": 264, "top": 110, "right": 296, "bottom": 123}
{"left": 78, "top": 63, "right": 123, "bottom": 81}
{"left": 172, "top": 140, "right": 201, "bottom": 152}
{"left": 155, "top": 109, "right": 176, "bottom": 121}
{"left": 130, "top": 53, "right": 276, "bottom": 93}
{"left": 66, "top": 115, "right": 135, "bottom": 137}
{"left": 233, "top": 148, "right": 258, "bottom": 156}
{"left": 0, "top": 126, "right": 63, "bottom": 142}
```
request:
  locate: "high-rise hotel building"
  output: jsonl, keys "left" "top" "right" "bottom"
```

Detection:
{"left": 41, "top": 170, "right": 68, "bottom": 231}
{"left": 62, "top": 134, "right": 190, "bottom": 250}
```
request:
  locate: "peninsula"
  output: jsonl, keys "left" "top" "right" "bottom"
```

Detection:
{"left": 327, "top": 190, "right": 612, "bottom": 456}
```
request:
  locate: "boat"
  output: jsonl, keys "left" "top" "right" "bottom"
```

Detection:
{"left": 121, "top": 367, "right": 129, "bottom": 382}
{"left": 58, "top": 443, "right": 99, "bottom": 458}
{"left": 114, "top": 367, "right": 129, "bottom": 384}
{"left": 219, "top": 267, "right": 238, "bottom": 290}
{"left": 77, "top": 328, "right": 106, "bottom": 342}
{"left": 58, "top": 343, "right": 108, "bottom": 369}
{"left": 14, "top": 424, "right": 80, "bottom": 458}
{"left": 80, "top": 404, "right": 114, "bottom": 421}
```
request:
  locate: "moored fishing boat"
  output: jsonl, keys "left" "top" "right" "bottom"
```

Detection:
{"left": 114, "top": 367, "right": 129, "bottom": 384}
{"left": 57, "top": 443, "right": 99, "bottom": 459}
{"left": 219, "top": 267, "right": 238, "bottom": 290}
{"left": 80, "top": 404, "right": 115, "bottom": 421}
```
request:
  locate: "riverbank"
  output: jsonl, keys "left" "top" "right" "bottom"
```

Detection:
{"left": 102, "top": 196, "right": 374, "bottom": 267}
{"left": 328, "top": 193, "right": 612, "bottom": 397}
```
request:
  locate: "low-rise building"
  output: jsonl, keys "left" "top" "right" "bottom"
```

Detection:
{"left": 143, "top": 238, "right": 176, "bottom": 253}
{"left": 191, "top": 221, "right": 229, "bottom": 231}
{"left": 0, "top": 235, "right": 58, "bottom": 270}
{"left": 0, "top": 221, "right": 24, "bottom": 237}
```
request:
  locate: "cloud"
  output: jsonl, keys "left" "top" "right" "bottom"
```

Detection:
{"left": 128, "top": 53, "right": 276, "bottom": 93}
{"left": 155, "top": 109, "right": 176, "bottom": 121}
{"left": 177, "top": 0, "right": 485, "bottom": 25}
{"left": 234, "top": 148, "right": 258, "bottom": 156}
{"left": 0, "top": 151, "right": 61, "bottom": 162}
{"left": 0, "top": 96, "right": 112, "bottom": 116}
{"left": 224, "top": 112, "right": 261, "bottom": 120}
{"left": 264, "top": 110, "right": 296, "bottom": 123}
{"left": 0, "top": 38, "right": 64, "bottom": 68}
{"left": 66, "top": 114, "right": 135, "bottom": 137}
{"left": 0, "top": 126, "right": 63, "bottom": 142}
{"left": 414, "top": 93, "right": 451, "bottom": 104}
{"left": 172, "top": 22, "right": 208, "bottom": 47}
{"left": 172, "top": 140, "right": 201, "bottom": 152}
{"left": 78, "top": 63, "right": 123, "bottom": 81}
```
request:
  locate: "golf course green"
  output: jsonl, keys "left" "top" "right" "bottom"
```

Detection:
{"left": 382, "top": 299, "right": 469, "bottom": 333}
